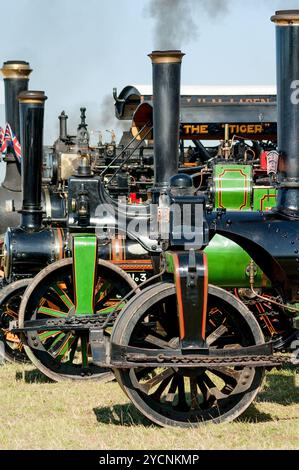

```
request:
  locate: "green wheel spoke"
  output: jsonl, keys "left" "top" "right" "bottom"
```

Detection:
{"left": 37, "top": 306, "right": 68, "bottom": 318}
{"left": 55, "top": 333, "right": 76, "bottom": 362}
{"left": 51, "top": 285, "right": 74, "bottom": 309}
{"left": 95, "top": 281, "right": 112, "bottom": 303}
{"left": 47, "top": 332, "right": 66, "bottom": 353}
{"left": 96, "top": 288, "right": 118, "bottom": 309}
{"left": 38, "top": 330, "right": 61, "bottom": 342}
{"left": 96, "top": 302, "right": 124, "bottom": 315}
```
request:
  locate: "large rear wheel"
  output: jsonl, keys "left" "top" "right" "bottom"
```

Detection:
{"left": 112, "top": 283, "right": 265, "bottom": 427}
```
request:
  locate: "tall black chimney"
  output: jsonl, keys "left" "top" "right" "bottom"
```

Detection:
{"left": 0, "top": 60, "right": 32, "bottom": 192}
{"left": 59, "top": 110, "right": 68, "bottom": 141}
{"left": 271, "top": 11, "right": 299, "bottom": 217}
{"left": 18, "top": 90, "right": 47, "bottom": 230}
{"left": 148, "top": 51, "right": 184, "bottom": 190}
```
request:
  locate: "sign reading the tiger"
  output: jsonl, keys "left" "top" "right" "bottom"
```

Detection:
{"left": 181, "top": 122, "right": 277, "bottom": 140}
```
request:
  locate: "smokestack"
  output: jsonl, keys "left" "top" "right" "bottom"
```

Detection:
{"left": 0, "top": 61, "right": 32, "bottom": 191}
{"left": 18, "top": 91, "right": 47, "bottom": 230}
{"left": 271, "top": 11, "right": 299, "bottom": 217}
{"left": 59, "top": 110, "right": 68, "bottom": 140}
{"left": 1, "top": 61, "right": 32, "bottom": 140}
{"left": 148, "top": 50, "right": 184, "bottom": 189}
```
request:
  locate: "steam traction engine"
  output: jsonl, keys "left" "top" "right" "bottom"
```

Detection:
{"left": 0, "top": 67, "right": 281, "bottom": 367}
{"left": 6, "top": 10, "right": 299, "bottom": 425}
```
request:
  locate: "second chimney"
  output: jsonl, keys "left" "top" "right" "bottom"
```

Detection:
{"left": 148, "top": 51, "right": 184, "bottom": 191}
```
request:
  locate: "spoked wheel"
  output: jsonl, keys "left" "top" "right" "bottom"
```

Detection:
{"left": 0, "top": 279, "right": 31, "bottom": 363}
{"left": 18, "top": 258, "right": 137, "bottom": 382}
{"left": 112, "top": 283, "right": 265, "bottom": 427}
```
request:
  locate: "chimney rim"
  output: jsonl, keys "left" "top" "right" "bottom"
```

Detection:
{"left": 0, "top": 61, "right": 32, "bottom": 79}
{"left": 18, "top": 90, "right": 47, "bottom": 104}
{"left": 271, "top": 10, "right": 299, "bottom": 25}
{"left": 148, "top": 50, "right": 185, "bottom": 64}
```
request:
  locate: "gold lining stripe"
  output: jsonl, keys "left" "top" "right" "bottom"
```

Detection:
{"left": 18, "top": 98, "right": 45, "bottom": 104}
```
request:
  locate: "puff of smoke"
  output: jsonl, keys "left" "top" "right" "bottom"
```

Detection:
{"left": 145, "top": 0, "right": 230, "bottom": 49}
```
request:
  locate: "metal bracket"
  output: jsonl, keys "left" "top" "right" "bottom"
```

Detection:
{"left": 90, "top": 329, "right": 110, "bottom": 366}
{"left": 170, "top": 249, "right": 209, "bottom": 350}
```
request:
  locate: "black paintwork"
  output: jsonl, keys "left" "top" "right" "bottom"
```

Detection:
{"left": 4, "top": 226, "right": 57, "bottom": 280}
{"left": 208, "top": 209, "right": 299, "bottom": 302}
{"left": 174, "top": 250, "right": 208, "bottom": 349}
{"left": 275, "top": 24, "right": 299, "bottom": 217}
{"left": 152, "top": 59, "right": 181, "bottom": 188}
{"left": 19, "top": 96, "right": 46, "bottom": 230}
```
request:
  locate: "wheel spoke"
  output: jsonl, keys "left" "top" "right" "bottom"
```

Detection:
{"left": 165, "top": 375, "right": 179, "bottom": 403}
{"left": 96, "top": 287, "right": 118, "bottom": 309}
{"left": 37, "top": 306, "right": 68, "bottom": 318}
{"left": 96, "top": 303, "right": 123, "bottom": 315}
{"left": 203, "top": 372, "right": 228, "bottom": 399}
{"left": 176, "top": 376, "right": 189, "bottom": 411}
{"left": 196, "top": 375, "right": 214, "bottom": 407}
{"left": 138, "top": 368, "right": 175, "bottom": 395}
{"left": 47, "top": 332, "right": 67, "bottom": 355}
{"left": 51, "top": 284, "right": 74, "bottom": 309}
{"left": 55, "top": 333, "right": 76, "bottom": 362}
{"left": 42, "top": 331, "right": 76, "bottom": 362}
{"left": 206, "top": 324, "right": 228, "bottom": 346}
{"left": 38, "top": 330, "right": 61, "bottom": 342}
{"left": 144, "top": 334, "right": 175, "bottom": 349}
{"left": 95, "top": 281, "right": 112, "bottom": 303}
{"left": 3, "top": 307, "right": 18, "bottom": 319}
{"left": 208, "top": 366, "right": 241, "bottom": 384}
{"left": 190, "top": 377, "right": 200, "bottom": 410}
{"left": 150, "top": 374, "right": 173, "bottom": 401}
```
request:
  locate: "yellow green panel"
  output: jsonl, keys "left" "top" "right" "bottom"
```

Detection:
{"left": 214, "top": 164, "right": 252, "bottom": 211}
{"left": 72, "top": 234, "right": 98, "bottom": 315}
{"left": 204, "top": 234, "right": 270, "bottom": 288}
{"left": 253, "top": 186, "right": 277, "bottom": 211}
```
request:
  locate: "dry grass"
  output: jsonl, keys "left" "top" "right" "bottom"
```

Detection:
{"left": 0, "top": 363, "right": 298, "bottom": 450}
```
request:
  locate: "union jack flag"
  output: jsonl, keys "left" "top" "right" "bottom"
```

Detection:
{"left": 0, "top": 126, "right": 6, "bottom": 154}
{"left": 2, "top": 124, "right": 22, "bottom": 160}
{"left": 8, "top": 124, "right": 22, "bottom": 160}
{"left": 0, "top": 126, "right": 4, "bottom": 153}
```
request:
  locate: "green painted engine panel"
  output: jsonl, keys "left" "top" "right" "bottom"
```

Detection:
{"left": 204, "top": 234, "right": 268, "bottom": 288}
{"left": 214, "top": 164, "right": 252, "bottom": 210}
{"left": 253, "top": 186, "right": 277, "bottom": 211}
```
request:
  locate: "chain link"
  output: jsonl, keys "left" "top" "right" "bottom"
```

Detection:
{"left": 125, "top": 353, "right": 290, "bottom": 367}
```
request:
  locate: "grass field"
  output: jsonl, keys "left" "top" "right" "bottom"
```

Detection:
{"left": 0, "top": 363, "right": 298, "bottom": 450}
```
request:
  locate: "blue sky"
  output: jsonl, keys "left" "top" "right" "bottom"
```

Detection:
{"left": 0, "top": 0, "right": 298, "bottom": 170}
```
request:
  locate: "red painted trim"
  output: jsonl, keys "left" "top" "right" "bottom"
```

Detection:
{"left": 201, "top": 253, "right": 209, "bottom": 340}
{"left": 173, "top": 253, "right": 185, "bottom": 339}
{"left": 259, "top": 193, "right": 276, "bottom": 211}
